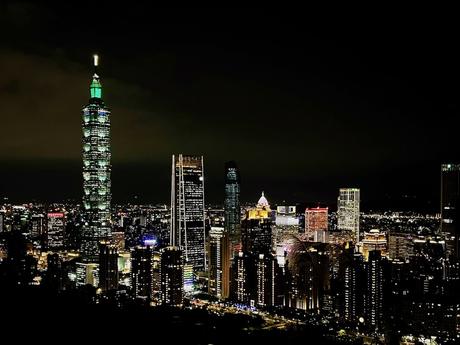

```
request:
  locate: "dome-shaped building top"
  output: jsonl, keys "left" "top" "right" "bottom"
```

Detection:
{"left": 257, "top": 191, "right": 270, "bottom": 209}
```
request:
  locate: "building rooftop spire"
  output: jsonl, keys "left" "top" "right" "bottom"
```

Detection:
{"left": 90, "top": 54, "right": 102, "bottom": 99}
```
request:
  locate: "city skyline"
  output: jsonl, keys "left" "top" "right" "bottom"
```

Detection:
{"left": 2, "top": 5, "right": 460, "bottom": 344}
{"left": 1, "top": 5, "right": 459, "bottom": 209}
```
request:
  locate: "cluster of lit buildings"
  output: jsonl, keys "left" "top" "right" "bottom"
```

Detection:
{"left": 1, "top": 56, "right": 460, "bottom": 344}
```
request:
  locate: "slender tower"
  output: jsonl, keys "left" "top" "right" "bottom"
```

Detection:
{"left": 81, "top": 55, "right": 112, "bottom": 262}
{"left": 224, "top": 161, "right": 241, "bottom": 253}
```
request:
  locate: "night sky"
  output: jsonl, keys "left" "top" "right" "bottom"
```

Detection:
{"left": 0, "top": 4, "right": 459, "bottom": 210}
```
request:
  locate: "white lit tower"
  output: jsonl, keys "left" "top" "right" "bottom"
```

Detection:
{"left": 337, "top": 188, "right": 360, "bottom": 243}
{"left": 81, "top": 55, "right": 112, "bottom": 262}
{"left": 170, "top": 154, "right": 206, "bottom": 272}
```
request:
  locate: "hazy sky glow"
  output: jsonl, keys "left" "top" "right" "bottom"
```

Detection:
{"left": 0, "top": 4, "right": 459, "bottom": 209}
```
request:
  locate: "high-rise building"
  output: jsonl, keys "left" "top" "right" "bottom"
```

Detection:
{"left": 223, "top": 161, "right": 240, "bottom": 299}
{"left": 337, "top": 188, "right": 360, "bottom": 243}
{"left": 30, "top": 214, "right": 45, "bottom": 239}
{"left": 224, "top": 161, "right": 241, "bottom": 251}
{"left": 388, "top": 231, "right": 413, "bottom": 260}
{"left": 342, "top": 251, "right": 365, "bottom": 324}
{"left": 46, "top": 212, "right": 65, "bottom": 250}
{"left": 305, "top": 207, "right": 328, "bottom": 239}
{"left": 99, "top": 242, "right": 118, "bottom": 292}
{"left": 111, "top": 231, "right": 125, "bottom": 252}
{"left": 256, "top": 253, "right": 280, "bottom": 307}
{"left": 208, "top": 226, "right": 224, "bottom": 298}
{"left": 241, "top": 192, "right": 272, "bottom": 255}
{"left": 76, "top": 262, "right": 99, "bottom": 287}
{"left": 441, "top": 164, "right": 460, "bottom": 256}
{"left": 170, "top": 154, "right": 205, "bottom": 272}
{"left": 160, "top": 246, "right": 183, "bottom": 306}
{"left": 232, "top": 251, "right": 256, "bottom": 306}
{"left": 365, "top": 250, "right": 384, "bottom": 333}
{"left": 81, "top": 55, "right": 112, "bottom": 262}
{"left": 131, "top": 246, "right": 153, "bottom": 301}
{"left": 275, "top": 206, "right": 299, "bottom": 226}
{"left": 285, "top": 243, "right": 330, "bottom": 311}
{"left": 361, "top": 229, "right": 387, "bottom": 261}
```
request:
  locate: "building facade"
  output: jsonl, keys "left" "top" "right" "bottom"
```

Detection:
{"left": 131, "top": 246, "right": 153, "bottom": 300}
{"left": 441, "top": 163, "right": 460, "bottom": 257}
{"left": 160, "top": 246, "right": 184, "bottom": 306}
{"left": 81, "top": 55, "right": 112, "bottom": 262}
{"left": 337, "top": 188, "right": 360, "bottom": 243}
{"left": 170, "top": 154, "right": 206, "bottom": 272}
{"left": 46, "top": 212, "right": 65, "bottom": 249}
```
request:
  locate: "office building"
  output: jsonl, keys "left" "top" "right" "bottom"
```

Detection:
{"left": 362, "top": 229, "right": 387, "bottom": 261}
{"left": 388, "top": 231, "right": 413, "bottom": 260}
{"left": 337, "top": 188, "right": 360, "bottom": 243}
{"left": 224, "top": 161, "right": 241, "bottom": 252}
{"left": 232, "top": 251, "right": 256, "bottom": 306}
{"left": 46, "top": 212, "right": 65, "bottom": 250}
{"left": 111, "top": 231, "right": 125, "bottom": 252}
{"left": 256, "top": 253, "right": 280, "bottom": 307}
{"left": 208, "top": 226, "right": 224, "bottom": 298}
{"left": 81, "top": 55, "right": 112, "bottom": 262}
{"left": 131, "top": 246, "right": 153, "bottom": 300}
{"left": 306, "top": 207, "right": 328, "bottom": 242}
{"left": 170, "top": 154, "right": 205, "bottom": 272}
{"left": 30, "top": 214, "right": 45, "bottom": 239}
{"left": 305, "top": 207, "right": 328, "bottom": 234}
{"left": 99, "top": 241, "right": 118, "bottom": 291}
{"left": 441, "top": 164, "right": 460, "bottom": 256}
{"left": 160, "top": 246, "right": 183, "bottom": 306}
{"left": 275, "top": 206, "right": 299, "bottom": 226}
{"left": 241, "top": 192, "right": 272, "bottom": 255}
{"left": 76, "top": 262, "right": 99, "bottom": 287}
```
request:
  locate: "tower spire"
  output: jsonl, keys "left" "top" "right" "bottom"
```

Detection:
{"left": 90, "top": 54, "right": 102, "bottom": 99}
{"left": 93, "top": 54, "right": 99, "bottom": 68}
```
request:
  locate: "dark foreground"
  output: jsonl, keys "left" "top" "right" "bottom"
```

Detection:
{"left": 0, "top": 286, "right": 358, "bottom": 344}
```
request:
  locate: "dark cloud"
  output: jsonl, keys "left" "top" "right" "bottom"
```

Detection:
{"left": 0, "top": 4, "right": 459, "bottom": 209}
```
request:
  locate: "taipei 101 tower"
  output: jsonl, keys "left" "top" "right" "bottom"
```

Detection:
{"left": 80, "top": 55, "right": 112, "bottom": 264}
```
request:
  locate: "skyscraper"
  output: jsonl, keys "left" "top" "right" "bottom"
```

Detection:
{"left": 224, "top": 161, "right": 241, "bottom": 252}
{"left": 232, "top": 251, "right": 256, "bottom": 305}
{"left": 160, "top": 246, "right": 184, "bottom": 306}
{"left": 30, "top": 214, "right": 45, "bottom": 239}
{"left": 170, "top": 154, "right": 205, "bottom": 272}
{"left": 99, "top": 241, "right": 119, "bottom": 292}
{"left": 337, "top": 188, "right": 360, "bottom": 243}
{"left": 362, "top": 229, "right": 387, "bottom": 261}
{"left": 388, "top": 231, "right": 413, "bottom": 260}
{"left": 46, "top": 212, "right": 65, "bottom": 250}
{"left": 440, "top": 164, "right": 460, "bottom": 256}
{"left": 81, "top": 55, "right": 112, "bottom": 262}
{"left": 341, "top": 250, "right": 365, "bottom": 324}
{"left": 241, "top": 192, "right": 272, "bottom": 255}
{"left": 365, "top": 250, "right": 384, "bottom": 333}
{"left": 256, "top": 253, "right": 280, "bottom": 307}
{"left": 305, "top": 207, "right": 328, "bottom": 233}
{"left": 305, "top": 207, "right": 328, "bottom": 242}
{"left": 223, "top": 161, "right": 240, "bottom": 299}
{"left": 208, "top": 226, "right": 224, "bottom": 298}
{"left": 131, "top": 246, "right": 153, "bottom": 301}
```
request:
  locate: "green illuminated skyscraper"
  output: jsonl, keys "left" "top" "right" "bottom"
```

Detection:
{"left": 81, "top": 55, "right": 112, "bottom": 262}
